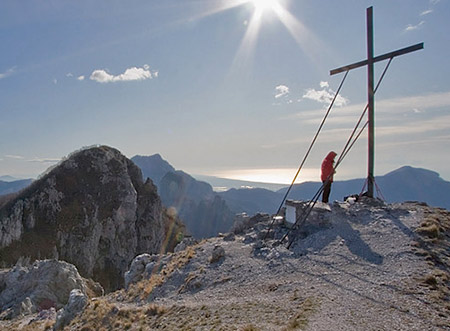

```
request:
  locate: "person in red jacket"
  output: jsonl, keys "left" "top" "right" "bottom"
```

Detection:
{"left": 321, "top": 151, "right": 337, "bottom": 203}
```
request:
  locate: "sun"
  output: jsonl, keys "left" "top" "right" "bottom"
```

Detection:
{"left": 250, "top": 0, "right": 280, "bottom": 15}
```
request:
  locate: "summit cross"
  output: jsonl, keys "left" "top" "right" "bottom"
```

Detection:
{"left": 330, "top": 6, "right": 423, "bottom": 198}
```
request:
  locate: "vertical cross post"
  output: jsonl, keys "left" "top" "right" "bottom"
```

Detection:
{"left": 330, "top": 7, "right": 423, "bottom": 199}
{"left": 367, "top": 6, "right": 375, "bottom": 197}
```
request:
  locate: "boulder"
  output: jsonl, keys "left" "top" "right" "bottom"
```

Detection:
{"left": 54, "top": 289, "right": 88, "bottom": 330}
{"left": 0, "top": 260, "right": 87, "bottom": 320}
{"left": 210, "top": 245, "right": 225, "bottom": 264}
{"left": 231, "top": 213, "right": 270, "bottom": 235}
{"left": 124, "top": 254, "right": 158, "bottom": 288}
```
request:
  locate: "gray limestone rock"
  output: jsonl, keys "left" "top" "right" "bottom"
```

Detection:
{"left": 0, "top": 260, "right": 86, "bottom": 320}
{"left": 174, "top": 236, "right": 198, "bottom": 252}
{"left": 54, "top": 289, "right": 88, "bottom": 330}
{"left": 124, "top": 253, "right": 157, "bottom": 288}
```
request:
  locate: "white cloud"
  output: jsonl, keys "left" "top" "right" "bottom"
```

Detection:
{"left": 303, "top": 82, "right": 348, "bottom": 107}
{"left": 420, "top": 9, "right": 433, "bottom": 16}
{"left": 0, "top": 67, "right": 16, "bottom": 80}
{"left": 89, "top": 65, "right": 156, "bottom": 83}
{"left": 53, "top": 78, "right": 58, "bottom": 84}
{"left": 275, "top": 85, "right": 290, "bottom": 98}
{"left": 77, "top": 75, "right": 85, "bottom": 81}
{"left": 405, "top": 20, "right": 425, "bottom": 31}
{"left": 319, "top": 81, "right": 329, "bottom": 88}
{"left": 66, "top": 73, "right": 73, "bottom": 77}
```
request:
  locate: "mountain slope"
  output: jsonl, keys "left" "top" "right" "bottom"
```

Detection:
{"left": 159, "top": 171, "right": 234, "bottom": 238}
{"left": 131, "top": 154, "right": 175, "bottom": 188}
{"left": 132, "top": 154, "right": 234, "bottom": 238}
{"left": 377, "top": 166, "right": 450, "bottom": 208}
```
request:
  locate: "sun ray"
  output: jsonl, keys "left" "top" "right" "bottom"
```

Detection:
{"left": 272, "top": 4, "right": 328, "bottom": 68}
{"left": 231, "top": 8, "right": 263, "bottom": 72}
{"left": 178, "top": 0, "right": 330, "bottom": 76}
{"left": 182, "top": 0, "right": 249, "bottom": 23}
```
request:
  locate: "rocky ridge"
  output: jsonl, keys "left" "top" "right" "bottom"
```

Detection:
{"left": 0, "top": 146, "right": 184, "bottom": 291}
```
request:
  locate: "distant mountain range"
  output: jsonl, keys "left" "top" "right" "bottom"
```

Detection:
{"left": 132, "top": 154, "right": 450, "bottom": 221}
{"left": 2, "top": 153, "right": 449, "bottom": 237}
{"left": 278, "top": 166, "right": 450, "bottom": 211}
{"left": 220, "top": 166, "right": 450, "bottom": 214}
{"left": 0, "top": 178, "right": 33, "bottom": 196}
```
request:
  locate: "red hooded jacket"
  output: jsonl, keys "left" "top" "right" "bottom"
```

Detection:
{"left": 321, "top": 151, "right": 337, "bottom": 182}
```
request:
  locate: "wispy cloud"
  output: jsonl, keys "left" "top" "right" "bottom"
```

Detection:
{"left": 5, "top": 154, "right": 24, "bottom": 159}
{"left": 376, "top": 115, "right": 450, "bottom": 138}
{"left": 293, "top": 91, "right": 450, "bottom": 121}
{"left": 0, "top": 67, "right": 16, "bottom": 80}
{"left": 405, "top": 20, "right": 425, "bottom": 31}
{"left": 27, "top": 157, "right": 60, "bottom": 163}
{"left": 303, "top": 81, "right": 348, "bottom": 107}
{"left": 77, "top": 75, "right": 85, "bottom": 81}
{"left": 274, "top": 85, "right": 290, "bottom": 98}
{"left": 420, "top": 9, "right": 433, "bottom": 16}
{"left": 89, "top": 65, "right": 157, "bottom": 83}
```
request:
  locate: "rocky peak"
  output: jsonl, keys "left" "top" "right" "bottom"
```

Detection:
{"left": 0, "top": 146, "right": 183, "bottom": 291}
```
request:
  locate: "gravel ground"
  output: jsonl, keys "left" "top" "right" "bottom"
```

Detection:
{"left": 3, "top": 200, "right": 449, "bottom": 330}
{"left": 109, "top": 200, "right": 448, "bottom": 330}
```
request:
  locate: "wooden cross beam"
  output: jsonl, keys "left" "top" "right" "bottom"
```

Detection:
{"left": 330, "top": 6, "right": 423, "bottom": 198}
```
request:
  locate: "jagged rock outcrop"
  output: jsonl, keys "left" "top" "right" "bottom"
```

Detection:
{"left": 0, "top": 146, "right": 184, "bottom": 291}
{"left": 0, "top": 260, "right": 88, "bottom": 320}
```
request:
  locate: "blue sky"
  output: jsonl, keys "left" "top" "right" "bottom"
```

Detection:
{"left": 1, "top": 0, "right": 449, "bottom": 184}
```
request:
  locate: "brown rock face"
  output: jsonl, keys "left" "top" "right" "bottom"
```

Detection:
{"left": 0, "top": 146, "right": 181, "bottom": 291}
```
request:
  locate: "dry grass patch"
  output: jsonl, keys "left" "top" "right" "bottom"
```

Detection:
{"left": 412, "top": 207, "right": 450, "bottom": 321}
{"left": 283, "top": 296, "right": 320, "bottom": 331}
{"left": 0, "top": 319, "right": 55, "bottom": 331}
{"left": 126, "top": 245, "right": 196, "bottom": 301}
{"left": 69, "top": 298, "right": 167, "bottom": 330}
